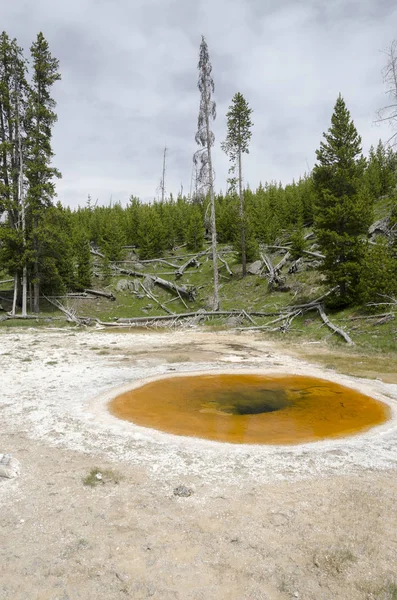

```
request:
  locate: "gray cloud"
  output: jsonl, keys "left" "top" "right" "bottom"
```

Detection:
{"left": 3, "top": 0, "right": 397, "bottom": 207}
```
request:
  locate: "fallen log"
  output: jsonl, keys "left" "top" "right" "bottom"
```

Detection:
{"left": 2, "top": 314, "right": 39, "bottom": 320}
{"left": 347, "top": 312, "right": 394, "bottom": 321}
{"left": 260, "top": 253, "right": 276, "bottom": 283}
{"left": 316, "top": 305, "right": 354, "bottom": 345}
{"left": 84, "top": 289, "right": 116, "bottom": 301}
{"left": 238, "top": 310, "right": 301, "bottom": 331}
{"left": 175, "top": 250, "right": 209, "bottom": 278}
{"left": 114, "top": 309, "right": 276, "bottom": 325}
{"left": 137, "top": 258, "right": 179, "bottom": 268}
{"left": 261, "top": 253, "right": 287, "bottom": 289}
{"left": 110, "top": 266, "right": 195, "bottom": 301}
{"left": 0, "top": 279, "right": 14, "bottom": 285}
{"left": 288, "top": 257, "right": 302, "bottom": 274}
{"left": 372, "top": 313, "right": 395, "bottom": 325}
{"left": 43, "top": 296, "right": 83, "bottom": 326}
{"left": 140, "top": 282, "right": 174, "bottom": 315}
{"left": 266, "top": 245, "right": 325, "bottom": 260}
{"left": 241, "top": 309, "right": 256, "bottom": 325}
{"left": 283, "top": 286, "right": 338, "bottom": 311}
{"left": 152, "top": 275, "right": 196, "bottom": 300}
{"left": 219, "top": 255, "right": 233, "bottom": 276}
{"left": 274, "top": 251, "right": 291, "bottom": 273}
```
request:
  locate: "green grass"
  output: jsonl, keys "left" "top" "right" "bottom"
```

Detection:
{"left": 82, "top": 467, "right": 121, "bottom": 487}
{"left": 1, "top": 244, "right": 396, "bottom": 360}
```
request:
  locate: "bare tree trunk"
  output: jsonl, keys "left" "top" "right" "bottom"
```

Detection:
{"left": 16, "top": 84, "right": 27, "bottom": 317}
{"left": 204, "top": 103, "right": 219, "bottom": 310}
{"left": 238, "top": 146, "right": 246, "bottom": 277}
{"left": 161, "top": 146, "right": 166, "bottom": 203}
{"left": 10, "top": 273, "right": 18, "bottom": 316}
{"left": 33, "top": 216, "right": 40, "bottom": 313}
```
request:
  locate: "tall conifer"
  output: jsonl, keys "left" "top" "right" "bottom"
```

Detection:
{"left": 313, "top": 95, "right": 372, "bottom": 304}
{"left": 222, "top": 92, "right": 253, "bottom": 276}
{"left": 25, "top": 32, "right": 61, "bottom": 312}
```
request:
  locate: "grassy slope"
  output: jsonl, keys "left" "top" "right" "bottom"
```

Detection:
{"left": 0, "top": 197, "right": 396, "bottom": 364}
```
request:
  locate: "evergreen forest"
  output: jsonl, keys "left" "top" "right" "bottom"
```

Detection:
{"left": 1, "top": 31, "right": 397, "bottom": 349}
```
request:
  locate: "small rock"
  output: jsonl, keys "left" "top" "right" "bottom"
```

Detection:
{"left": 143, "top": 275, "right": 154, "bottom": 291}
{"left": 116, "top": 279, "right": 131, "bottom": 292}
{"left": 173, "top": 485, "right": 193, "bottom": 498}
{"left": 226, "top": 315, "right": 244, "bottom": 327}
{"left": 0, "top": 454, "right": 20, "bottom": 478}
{"left": 247, "top": 260, "right": 262, "bottom": 275}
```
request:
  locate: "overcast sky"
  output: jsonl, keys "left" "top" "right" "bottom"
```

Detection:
{"left": 3, "top": 0, "right": 397, "bottom": 208}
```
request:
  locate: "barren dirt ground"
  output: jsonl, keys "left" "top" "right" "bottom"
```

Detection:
{"left": 1, "top": 327, "right": 397, "bottom": 600}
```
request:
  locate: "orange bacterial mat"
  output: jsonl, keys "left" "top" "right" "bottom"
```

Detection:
{"left": 108, "top": 374, "right": 390, "bottom": 445}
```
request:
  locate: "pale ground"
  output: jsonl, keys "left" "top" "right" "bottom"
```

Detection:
{"left": 1, "top": 327, "right": 397, "bottom": 600}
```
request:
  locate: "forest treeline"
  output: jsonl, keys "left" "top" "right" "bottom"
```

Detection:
{"left": 1, "top": 30, "right": 397, "bottom": 315}
{"left": 5, "top": 134, "right": 396, "bottom": 304}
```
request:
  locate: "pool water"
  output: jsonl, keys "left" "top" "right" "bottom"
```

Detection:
{"left": 108, "top": 374, "right": 390, "bottom": 445}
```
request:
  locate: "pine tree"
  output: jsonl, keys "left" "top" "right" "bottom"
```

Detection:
{"left": 365, "top": 140, "right": 396, "bottom": 200}
{"left": 99, "top": 208, "right": 126, "bottom": 261}
{"left": 186, "top": 205, "right": 204, "bottom": 251}
{"left": 0, "top": 32, "right": 29, "bottom": 314}
{"left": 25, "top": 32, "right": 61, "bottom": 312}
{"left": 222, "top": 92, "right": 253, "bottom": 276}
{"left": 74, "top": 227, "right": 92, "bottom": 290}
{"left": 137, "top": 207, "right": 165, "bottom": 259}
{"left": 313, "top": 95, "right": 372, "bottom": 305}
{"left": 36, "top": 204, "right": 75, "bottom": 295}
{"left": 358, "top": 238, "right": 397, "bottom": 307}
{"left": 194, "top": 36, "right": 219, "bottom": 310}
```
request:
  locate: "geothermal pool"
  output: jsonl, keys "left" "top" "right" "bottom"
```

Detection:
{"left": 108, "top": 374, "right": 390, "bottom": 445}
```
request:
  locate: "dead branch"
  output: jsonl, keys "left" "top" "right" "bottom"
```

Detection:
{"left": 260, "top": 253, "right": 287, "bottom": 289}
{"left": 347, "top": 312, "right": 395, "bottom": 321}
{"left": 0, "top": 279, "right": 14, "bottom": 285}
{"left": 274, "top": 251, "right": 291, "bottom": 273}
{"left": 140, "top": 282, "right": 174, "bottom": 315}
{"left": 43, "top": 296, "right": 83, "bottom": 325}
{"left": 175, "top": 287, "right": 189, "bottom": 310}
{"left": 283, "top": 286, "right": 338, "bottom": 311}
{"left": 372, "top": 314, "right": 395, "bottom": 325}
{"left": 288, "top": 257, "right": 302, "bottom": 274}
{"left": 175, "top": 250, "right": 209, "bottom": 278}
{"left": 241, "top": 309, "right": 256, "bottom": 325}
{"left": 316, "top": 305, "right": 354, "bottom": 345}
{"left": 266, "top": 245, "right": 325, "bottom": 259}
{"left": 219, "top": 255, "right": 233, "bottom": 276}
{"left": 110, "top": 265, "right": 195, "bottom": 301}
{"left": 303, "top": 249, "right": 325, "bottom": 259}
{"left": 84, "top": 289, "right": 116, "bottom": 301}
{"left": 2, "top": 314, "right": 38, "bottom": 321}
{"left": 137, "top": 258, "right": 179, "bottom": 268}
{"left": 90, "top": 248, "right": 105, "bottom": 258}
{"left": 114, "top": 309, "right": 275, "bottom": 325}
{"left": 237, "top": 310, "right": 301, "bottom": 331}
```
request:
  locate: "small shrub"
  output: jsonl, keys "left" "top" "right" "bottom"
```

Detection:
{"left": 83, "top": 467, "right": 121, "bottom": 487}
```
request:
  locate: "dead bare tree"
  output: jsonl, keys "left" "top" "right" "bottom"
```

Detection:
{"left": 194, "top": 36, "right": 219, "bottom": 310}
{"left": 159, "top": 145, "right": 167, "bottom": 202}
{"left": 377, "top": 40, "right": 397, "bottom": 146}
